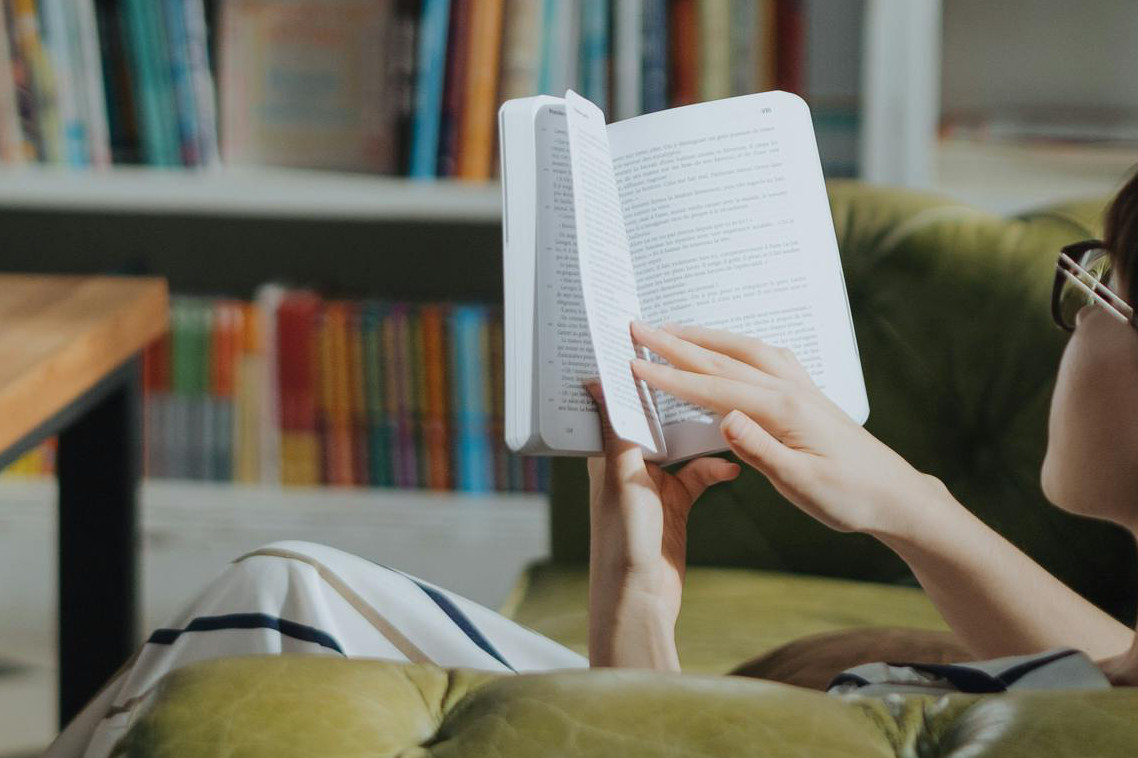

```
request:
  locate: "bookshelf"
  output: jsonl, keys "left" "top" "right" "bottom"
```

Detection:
{"left": 0, "top": 1, "right": 947, "bottom": 501}
{"left": 0, "top": 166, "right": 502, "bottom": 222}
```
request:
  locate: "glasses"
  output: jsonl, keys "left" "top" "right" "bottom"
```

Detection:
{"left": 1052, "top": 240, "right": 1135, "bottom": 332}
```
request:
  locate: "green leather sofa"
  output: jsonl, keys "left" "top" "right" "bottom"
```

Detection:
{"left": 115, "top": 182, "right": 1138, "bottom": 756}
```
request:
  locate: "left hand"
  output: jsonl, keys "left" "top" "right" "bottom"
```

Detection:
{"left": 586, "top": 381, "right": 739, "bottom": 670}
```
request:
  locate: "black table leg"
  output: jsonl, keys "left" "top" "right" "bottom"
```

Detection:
{"left": 57, "top": 358, "right": 142, "bottom": 729}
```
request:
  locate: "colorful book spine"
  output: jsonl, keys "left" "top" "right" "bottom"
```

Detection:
{"left": 0, "top": 1, "right": 24, "bottom": 163}
{"left": 277, "top": 292, "right": 322, "bottom": 487}
{"left": 614, "top": 0, "right": 643, "bottom": 120}
{"left": 437, "top": 0, "right": 470, "bottom": 178}
{"left": 774, "top": 0, "right": 804, "bottom": 94}
{"left": 450, "top": 305, "right": 492, "bottom": 493}
{"left": 498, "top": 0, "right": 542, "bottom": 103}
{"left": 361, "top": 302, "right": 392, "bottom": 487}
{"left": 409, "top": 0, "right": 451, "bottom": 178}
{"left": 347, "top": 303, "right": 370, "bottom": 486}
{"left": 121, "top": 0, "right": 178, "bottom": 165}
{"left": 641, "top": 0, "right": 668, "bottom": 114}
{"left": 579, "top": 0, "right": 609, "bottom": 109}
{"left": 457, "top": 0, "right": 504, "bottom": 181}
{"left": 234, "top": 303, "right": 262, "bottom": 484}
{"left": 420, "top": 304, "right": 451, "bottom": 490}
{"left": 9, "top": 0, "right": 53, "bottom": 161}
{"left": 182, "top": 0, "right": 218, "bottom": 166}
{"left": 39, "top": 0, "right": 86, "bottom": 165}
{"left": 390, "top": 0, "right": 421, "bottom": 175}
{"left": 668, "top": 0, "right": 697, "bottom": 107}
{"left": 161, "top": 0, "right": 201, "bottom": 166}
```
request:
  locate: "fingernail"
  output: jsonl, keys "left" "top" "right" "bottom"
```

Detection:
{"left": 721, "top": 410, "right": 748, "bottom": 440}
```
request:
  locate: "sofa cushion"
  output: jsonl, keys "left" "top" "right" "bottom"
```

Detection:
{"left": 115, "top": 656, "right": 1138, "bottom": 758}
{"left": 502, "top": 562, "right": 947, "bottom": 673}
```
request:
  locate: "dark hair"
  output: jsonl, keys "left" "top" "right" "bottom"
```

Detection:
{"left": 1104, "top": 169, "right": 1138, "bottom": 303}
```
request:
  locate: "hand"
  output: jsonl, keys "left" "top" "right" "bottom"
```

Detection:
{"left": 585, "top": 381, "right": 739, "bottom": 670}
{"left": 628, "top": 322, "right": 940, "bottom": 540}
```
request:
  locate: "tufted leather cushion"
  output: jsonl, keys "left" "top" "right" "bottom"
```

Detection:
{"left": 116, "top": 656, "right": 1138, "bottom": 758}
{"left": 548, "top": 182, "right": 1137, "bottom": 622}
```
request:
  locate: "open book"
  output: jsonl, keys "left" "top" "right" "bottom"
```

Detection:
{"left": 500, "top": 90, "right": 867, "bottom": 463}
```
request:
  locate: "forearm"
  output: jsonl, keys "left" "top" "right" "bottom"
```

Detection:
{"left": 870, "top": 476, "right": 1133, "bottom": 660}
{"left": 588, "top": 584, "right": 681, "bottom": 670}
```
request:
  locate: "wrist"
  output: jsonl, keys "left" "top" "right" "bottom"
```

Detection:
{"left": 863, "top": 472, "right": 970, "bottom": 554}
{"left": 588, "top": 590, "right": 680, "bottom": 670}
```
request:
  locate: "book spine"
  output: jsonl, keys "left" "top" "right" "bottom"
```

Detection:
{"left": 640, "top": 0, "right": 667, "bottom": 114}
{"left": 0, "top": 1, "right": 25, "bottom": 163}
{"left": 194, "top": 300, "right": 212, "bottom": 481}
{"left": 362, "top": 302, "right": 391, "bottom": 487}
{"left": 613, "top": 0, "right": 642, "bottom": 120}
{"left": 488, "top": 307, "right": 508, "bottom": 491}
{"left": 774, "top": 0, "right": 804, "bottom": 94}
{"left": 729, "top": 0, "right": 757, "bottom": 96}
{"left": 498, "top": 0, "right": 541, "bottom": 102}
{"left": 162, "top": 0, "right": 201, "bottom": 166}
{"left": 755, "top": 0, "right": 775, "bottom": 91}
{"left": 72, "top": 0, "right": 111, "bottom": 166}
{"left": 182, "top": 0, "right": 218, "bottom": 166}
{"left": 538, "top": 0, "right": 578, "bottom": 96}
{"left": 420, "top": 304, "right": 451, "bottom": 490}
{"left": 347, "top": 303, "right": 369, "bottom": 486}
{"left": 389, "top": 0, "right": 420, "bottom": 175}
{"left": 457, "top": 0, "right": 504, "bottom": 181}
{"left": 121, "top": 0, "right": 171, "bottom": 164}
{"left": 451, "top": 305, "right": 491, "bottom": 493}
{"left": 94, "top": 0, "right": 139, "bottom": 164}
{"left": 436, "top": 0, "right": 470, "bottom": 178}
{"left": 233, "top": 303, "right": 259, "bottom": 484}
{"left": 10, "top": 0, "right": 55, "bottom": 161}
{"left": 38, "top": 0, "right": 86, "bottom": 165}
{"left": 409, "top": 0, "right": 450, "bottom": 177}
{"left": 330, "top": 302, "right": 355, "bottom": 486}
{"left": 698, "top": 0, "right": 729, "bottom": 101}
{"left": 578, "top": 0, "right": 609, "bottom": 110}
{"left": 255, "top": 284, "right": 285, "bottom": 485}
{"left": 667, "top": 0, "right": 697, "bottom": 107}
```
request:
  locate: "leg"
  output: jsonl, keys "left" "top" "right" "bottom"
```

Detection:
{"left": 57, "top": 359, "right": 142, "bottom": 729}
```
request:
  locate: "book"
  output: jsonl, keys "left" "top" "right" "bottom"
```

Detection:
{"left": 0, "top": 1, "right": 24, "bottom": 162}
{"left": 667, "top": 0, "right": 697, "bottom": 107}
{"left": 219, "top": 0, "right": 395, "bottom": 173}
{"left": 388, "top": 0, "right": 420, "bottom": 174}
{"left": 456, "top": 0, "right": 504, "bottom": 181}
{"left": 498, "top": 0, "right": 542, "bottom": 103}
{"left": 437, "top": 0, "right": 470, "bottom": 177}
{"left": 613, "top": 0, "right": 642, "bottom": 121}
{"left": 578, "top": 0, "right": 609, "bottom": 112}
{"left": 499, "top": 90, "right": 868, "bottom": 462}
{"left": 698, "top": 0, "right": 730, "bottom": 102}
{"left": 409, "top": 0, "right": 450, "bottom": 177}
{"left": 774, "top": 0, "right": 804, "bottom": 94}
{"left": 536, "top": 0, "right": 577, "bottom": 97}
{"left": 640, "top": 0, "right": 667, "bottom": 114}
{"left": 450, "top": 304, "right": 492, "bottom": 491}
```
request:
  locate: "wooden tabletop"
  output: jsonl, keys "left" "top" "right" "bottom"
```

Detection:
{"left": 0, "top": 275, "right": 168, "bottom": 453}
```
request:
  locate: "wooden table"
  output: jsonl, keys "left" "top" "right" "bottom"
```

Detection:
{"left": 0, "top": 275, "right": 168, "bottom": 728}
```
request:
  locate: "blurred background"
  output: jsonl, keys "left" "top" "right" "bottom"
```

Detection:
{"left": 1, "top": 0, "right": 1135, "bottom": 753}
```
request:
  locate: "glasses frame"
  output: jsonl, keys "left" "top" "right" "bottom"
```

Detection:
{"left": 1052, "top": 239, "right": 1136, "bottom": 332}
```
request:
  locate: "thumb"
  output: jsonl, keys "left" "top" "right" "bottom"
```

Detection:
{"left": 673, "top": 457, "right": 741, "bottom": 503}
{"left": 720, "top": 410, "right": 793, "bottom": 477}
{"left": 585, "top": 379, "right": 644, "bottom": 478}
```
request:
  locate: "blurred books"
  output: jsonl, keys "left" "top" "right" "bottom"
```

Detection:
{"left": 0, "top": 0, "right": 863, "bottom": 179}
{"left": 2, "top": 289, "right": 548, "bottom": 494}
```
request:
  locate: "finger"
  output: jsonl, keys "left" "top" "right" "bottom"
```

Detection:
{"left": 585, "top": 379, "right": 645, "bottom": 477}
{"left": 673, "top": 457, "right": 741, "bottom": 502}
{"left": 660, "top": 323, "right": 813, "bottom": 383}
{"left": 630, "top": 321, "right": 776, "bottom": 387}
{"left": 630, "top": 358, "right": 788, "bottom": 429}
{"left": 720, "top": 410, "right": 796, "bottom": 478}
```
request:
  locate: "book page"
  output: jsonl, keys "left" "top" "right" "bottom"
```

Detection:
{"left": 564, "top": 90, "right": 660, "bottom": 453}
{"left": 609, "top": 91, "right": 868, "bottom": 460}
{"left": 533, "top": 102, "right": 602, "bottom": 452}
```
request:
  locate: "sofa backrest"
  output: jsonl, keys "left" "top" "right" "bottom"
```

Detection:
{"left": 548, "top": 180, "right": 1137, "bottom": 622}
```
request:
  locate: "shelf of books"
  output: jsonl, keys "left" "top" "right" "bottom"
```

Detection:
{"left": 2, "top": 288, "right": 549, "bottom": 495}
{"left": 0, "top": 0, "right": 940, "bottom": 196}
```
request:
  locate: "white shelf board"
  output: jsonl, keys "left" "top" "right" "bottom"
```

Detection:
{"left": 933, "top": 138, "right": 1137, "bottom": 215}
{"left": 0, "top": 165, "right": 503, "bottom": 222}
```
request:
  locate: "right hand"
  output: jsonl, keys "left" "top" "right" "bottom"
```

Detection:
{"left": 629, "top": 321, "right": 941, "bottom": 539}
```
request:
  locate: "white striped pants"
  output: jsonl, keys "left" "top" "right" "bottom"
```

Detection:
{"left": 46, "top": 541, "right": 588, "bottom": 758}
